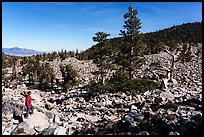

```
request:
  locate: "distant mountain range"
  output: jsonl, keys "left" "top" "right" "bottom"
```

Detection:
{"left": 2, "top": 47, "right": 45, "bottom": 57}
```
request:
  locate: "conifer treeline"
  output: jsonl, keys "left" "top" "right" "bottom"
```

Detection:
{"left": 80, "top": 22, "right": 202, "bottom": 59}
{"left": 2, "top": 50, "right": 80, "bottom": 91}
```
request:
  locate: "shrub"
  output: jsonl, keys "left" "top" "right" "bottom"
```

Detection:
{"left": 16, "top": 128, "right": 24, "bottom": 134}
{"left": 40, "top": 128, "right": 56, "bottom": 135}
{"left": 59, "top": 64, "right": 80, "bottom": 91}
{"left": 106, "top": 71, "right": 160, "bottom": 93}
{"left": 84, "top": 80, "right": 110, "bottom": 93}
{"left": 107, "top": 71, "right": 129, "bottom": 92}
{"left": 125, "top": 78, "right": 161, "bottom": 93}
{"left": 86, "top": 71, "right": 160, "bottom": 94}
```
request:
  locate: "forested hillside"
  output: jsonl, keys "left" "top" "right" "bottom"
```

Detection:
{"left": 79, "top": 22, "right": 202, "bottom": 60}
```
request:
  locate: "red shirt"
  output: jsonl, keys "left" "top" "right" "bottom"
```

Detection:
{"left": 26, "top": 95, "right": 32, "bottom": 108}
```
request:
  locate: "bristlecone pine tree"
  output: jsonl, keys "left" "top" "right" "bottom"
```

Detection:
{"left": 37, "top": 63, "right": 55, "bottom": 91}
{"left": 116, "top": 6, "right": 145, "bottom": 80}
{"left": 59, "top": 64, "right": 80, "bottom": 92}
{"left": 92, "top": 31, "right": 112, "bottom": 84}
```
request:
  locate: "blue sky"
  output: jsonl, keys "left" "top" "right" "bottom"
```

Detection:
{"left": 2, "top": 2, "right": 202, "bottom": 52}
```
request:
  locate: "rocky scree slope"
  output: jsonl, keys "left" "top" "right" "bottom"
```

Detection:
{"left": 2, "top": 45, "right": 202, "bottom": 135}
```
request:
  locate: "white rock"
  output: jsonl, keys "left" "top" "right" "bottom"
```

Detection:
{"left": 104, "top": 114, "right": 118, "bottom": 121}
{"left": 53, "top": 114, "right": 61, "bottom": 124}
{"left": 171, "top": 78, "right": 178, "bottom": 85}
{"left": 81, "top": 90, "right": 87, "bottom": 94}
{"left": 85, "top": 115, "right": 99, "bottom": 122}
{"left": 197, "top": 82, "right": 202, "bottom": 86}
{"left": 162, "top": 78, "right": 169, "bottom": 89}
{"left": 67, "top": 125, "right": 76, "bottom": 135}
{"left": 160, "top": 91, "right": 175, "bottom": 102}
{"left": 54, "top": 126, "right": 67, "bottom": 135}
{"left": 29, "top": 128, "right": 36, "bottom": 135}
{"left": 24, "top": 110, "right": 49, "bottom": 131}
{"left": 105, "top": 99, "right": 112, "bottom": 106}
{"left": 130, "top": 105, "right": 138, "bottom": 111}
{"left": 12, "top": 119, "right": 19, "bottom": 124}
{"left": 69, "top": 116, "right": 78, "bottom": 123}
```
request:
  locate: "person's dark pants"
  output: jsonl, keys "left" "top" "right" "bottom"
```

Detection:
{"left": 13, "top": 115, "right": 23, "bottom": 123}
{"left": 25, "top": 105, "right": 34, "bottom": 118}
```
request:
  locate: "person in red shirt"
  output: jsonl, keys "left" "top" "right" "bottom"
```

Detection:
{"left": 25, "top": 91, "right": 34, "bottom": 118}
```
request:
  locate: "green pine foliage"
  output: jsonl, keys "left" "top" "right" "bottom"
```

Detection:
{"left": 85, "top": 71, "right": 160, "bottom": 94}
{"left": 92, "top": 32, "right": 112, "bottom": 84}
{"left": 107, "top": 71, "right": 160, "bottom": 93}
{"left": 59, "top": 64, "right": 80, "bottom": 91}
{"left": 37, "top": 63, "right": 55, "bottom": 91}
{"left": 145, "top": 22, "right": 202, "bottom": 44}
{"left": 116, "top": 6, "right": 145, "bottom": 80}
{"left": 79, "top": 22, "right": 202, "bottom": 59}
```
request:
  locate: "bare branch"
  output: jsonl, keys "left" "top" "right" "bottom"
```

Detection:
{"left": 164, "top": 48, "right": 174, "bottom": 58}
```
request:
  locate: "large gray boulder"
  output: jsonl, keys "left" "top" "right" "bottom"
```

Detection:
{"left": 11, "top": 121, "right": 30, "bottom": 135}
{"left": 24, "top": 110, "right": 49, "bottom": 132}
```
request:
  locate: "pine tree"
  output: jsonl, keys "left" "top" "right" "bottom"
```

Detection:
{"left": 59, "top": 64, "right": 79, "bottom": 91}
{"left": 38, "top": 64, "right": 48, "bottom": 90}
{"left": 117, "top": 6, "right": 145, "bottom": 80}
{"left": 59, "top": 49, "right": 66, "bottom": 61}
{"left": 92, "top": 31, "right": 111, "bottom": 84}
{"left": 75, "top": 49, "right": 79, "bottom": 59}
{"left": 37, "top": 63, "right": 55, "bottom": 91}
{"left": 2, "top": 54, "right": 8, "bottom": 81}
{"left": 22, "top": 58, "right": 38, "bottom": 84}
{"left": 11, "top": 64, "right": 17, "bottom": 81}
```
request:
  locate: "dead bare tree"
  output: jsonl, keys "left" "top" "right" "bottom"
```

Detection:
{"left": 164, "top": 43, "right": 192, "bottom": 80}
{"left": 142, "top": 43, "right": 192, "bottom": 90}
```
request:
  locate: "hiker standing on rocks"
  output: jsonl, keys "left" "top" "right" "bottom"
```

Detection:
{"left": 25, "top": 91, "right": 34, "bottom": 118}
